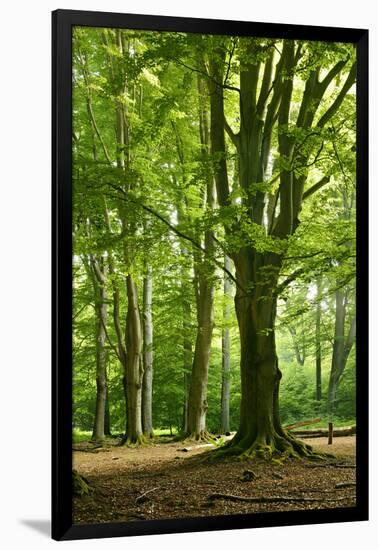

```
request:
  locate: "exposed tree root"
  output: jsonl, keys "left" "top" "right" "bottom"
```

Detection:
{"left": 120, "top": 434, "right": 148, "bottom": 447}
{"left": 73, "top": 470, "right": 94, "bottom": 496}
{"left": 208, "top": 493, "right": 352, "bottom": 504}
{"left": 178, "top": 431, "right": 217, "bottom": 444}
{"left": 203, "top": 430, "right": 332, "bottom": 463}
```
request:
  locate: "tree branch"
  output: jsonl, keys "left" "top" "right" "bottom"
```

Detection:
{"left": 302, "top": 176, "right": 331, "bottom": 200}
{"left": 318, "top": 59, "right": 348, "bottom": 94}
{"left": 256, "top": 47, "right": 274, "bottom": 115}
{"left": 172, "top": 57, "right": 240, "bottom": 94}
{"left": 105, "top": 183, "right": 244, "bottom": 293}
{"left": 209, "top": 493, "right": 351, "bottom": 504}
{"left": 90, "top": 255, "right": 106, "bottom": 285}
{"left": 224, "top": 116, "right": 240, "bottom": 148}
{"left": 317, "top": 63, "right": 356, "bottom": 128}
{"left": 99, "top": 314, "right": 122, "bottom": 363}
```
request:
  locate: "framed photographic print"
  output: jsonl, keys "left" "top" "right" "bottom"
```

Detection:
{"left": 52, "top": 9, "right": 368, "bottom": 541}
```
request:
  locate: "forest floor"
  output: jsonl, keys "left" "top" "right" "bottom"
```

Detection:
{"left": 73, "top": 435, "right": 356, "bottom": 524}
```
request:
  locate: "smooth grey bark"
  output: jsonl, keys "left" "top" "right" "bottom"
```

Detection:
{"left": 125, "top": 274, "right": 144, "bottom": 443}
{"left": 186, "top": 256, "right": 215, "bottom": 438}
{"left": 185, "top": 72, "right": 216, "bottom": 439}
{"left": 80, "top": 32, "right": 145, "bottom": 443}
{"left": 112, "top": 31, "right": 144, "bottom": 444}
{"left": 87, "top": 256, "right": 108, "bottom": 441}
{"left": 104, "top": 385, "right": 111, "bottom": 436}
{"left": 315, "top": 277, "right": 322, "bottom": 402}
{"left": 328, "top": 288, "right": 356, "bottom": 416}
{"left": 92, "top": 280, "right": 108, "bottom": 440}
{"left": 76, "top": 55, "right": 111, "bottom": 442}
{"left": 182, "top": 282, "right": 192, "bottom": 433}
{"left": 220, "top": 255, "right": 232, "bottom": 433}
{"left": 142, "top": 266, "right": 154, "bottom": 437}
{"left": 176, "top": 206, "right": 193, "bottom": 434}
{"left": 288, "top": 324, "right": 305, "bottom": 366}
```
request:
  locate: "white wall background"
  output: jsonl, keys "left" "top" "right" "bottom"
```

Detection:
{"left": 0, "top": 0, "right": 376, "bottom": 548}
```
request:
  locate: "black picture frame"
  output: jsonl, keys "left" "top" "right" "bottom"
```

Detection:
{"left": 52, "top": 9, "right": 369, "bottom": 541}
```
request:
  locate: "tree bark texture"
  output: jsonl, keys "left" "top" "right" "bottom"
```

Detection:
{"left": 89, "top": 256, "right": 108, "bottom": 441}
{"left": 124, "top": 274, "right": 144, "bottom": 444}
{"left": 206, "top": 40, "right": 354, "bottom": 458}
{"left": 220, "top": 255, "right": 232, "bottom": 433}
{"left": 185, "top": 72, "right": 216, "bottom": 440}
{"left": 315, "top": 277, "right": 322, "bottom": 402}
{"left": 328, "top": 288, "right": 356, "bottom": 416}
{"left": 142, "top": 267, "right": 154, "bottom": 437}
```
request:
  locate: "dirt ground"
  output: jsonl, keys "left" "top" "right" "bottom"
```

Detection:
{"left": 73, "top": 435, "right": 356, "bottom": 524}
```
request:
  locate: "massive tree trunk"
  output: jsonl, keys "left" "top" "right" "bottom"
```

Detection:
{"left": 205, "top": 39, "right": 355, "bottom": 458}
{"left": 220, "top": 255, "right": 232, "bottom": 433}
{"left": 328, "top": 288, "right": 356, "bottom": 416}
{"left": 219, "top": 251, "right": 313, "bottom": 458}
{"left": 142, "top": 266, "right": 154, "bottom": 438}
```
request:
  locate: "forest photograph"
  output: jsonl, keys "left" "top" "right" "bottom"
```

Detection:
{"left": 71, "top": 25, "right": 357, "bottom": 524}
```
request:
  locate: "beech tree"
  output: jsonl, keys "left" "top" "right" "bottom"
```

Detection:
{"left": 72, "top": 28, "right": 356, "bottom": 456}
{"left": 199, "top": 37, "right": 356, "bottom": 458}
{"left": 88, "top": 255, "right": 108, "bottom": 441}
{"left": 220, "top": 255, "right": 232, "bottom": 433}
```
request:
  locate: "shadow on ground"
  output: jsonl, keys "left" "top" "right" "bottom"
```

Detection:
{"left": 20, "top": 519, "right": 50, "bottom": 537}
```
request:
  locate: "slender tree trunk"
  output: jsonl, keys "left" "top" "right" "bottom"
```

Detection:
{"left": 182, "top": 296, "right": 192, "bottom": 433}
{"left": 288, "top": 325, "right": 305, "bottom": 366}
{"left": 328, "top": 288, "right": 356, "bottom": 416}
{"left": 124, "top": 274, "right": 144, "bottom": 444}
{"left": 185, "top": 72, "right": 216, "bottom": 440}
{"left": 328, "top": 289, "right": 345, "bottom": 416}
{"left": 177, "top": 211, "right": 193, "bottom": 434}
{"left": 186, "top": 272, "right": 214, "bottom": 439}
{"left": 104, "top": 384, "right": 111, "bottom": 436}
{"left": 176, "top": 209, "right": 193, "bottom": 433}
{"left": 105, "top": 244, "right": 128, "bottom": 440}
{"left": 186, "top": 220, "right": 215, "bottom": 439}
{"left": 315, "top": 277, "right": 322, "bottom": 402}
{"left": 220, "top": 255, "right": 232, "bottom": 433}
{"left": 142, "top": 267, "right": 154, "bottom": 438}
{"left": 92, "top": 296, "right": 107, "bottom": 440}
{"left": 89, "top": 257, "right": 108, "bottom": 441}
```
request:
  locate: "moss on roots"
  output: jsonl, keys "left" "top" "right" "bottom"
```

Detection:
{"left": 120, "top": 434, "right": 147, "bottom": 447}
{"left": 178, "top": 431, "right": 217, "bottom": 444}
{"left": 73, "top": 470, "right": 93, "bottom": 496}
{"left": 203, "top": 430, "right": 332, "bottom": 463}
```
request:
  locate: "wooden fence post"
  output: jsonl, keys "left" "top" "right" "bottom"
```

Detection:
{"left": 328, "top": 422, "right": 333, "bottom": 445}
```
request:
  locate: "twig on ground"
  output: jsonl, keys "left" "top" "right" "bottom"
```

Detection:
{"left": 72, "top": 444, "right": 102, "bottom": 453}
{"left": 305, "top": 463, "right": 356, "bottom": 469}
{"left": 136, "top": 487, "right": 159, "bottom": 504}
{"left": 208, "top": 493, "right": 353, "bottom": 504}
{"left": 335, "top": 482, "right": 356, "bottom": 489}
